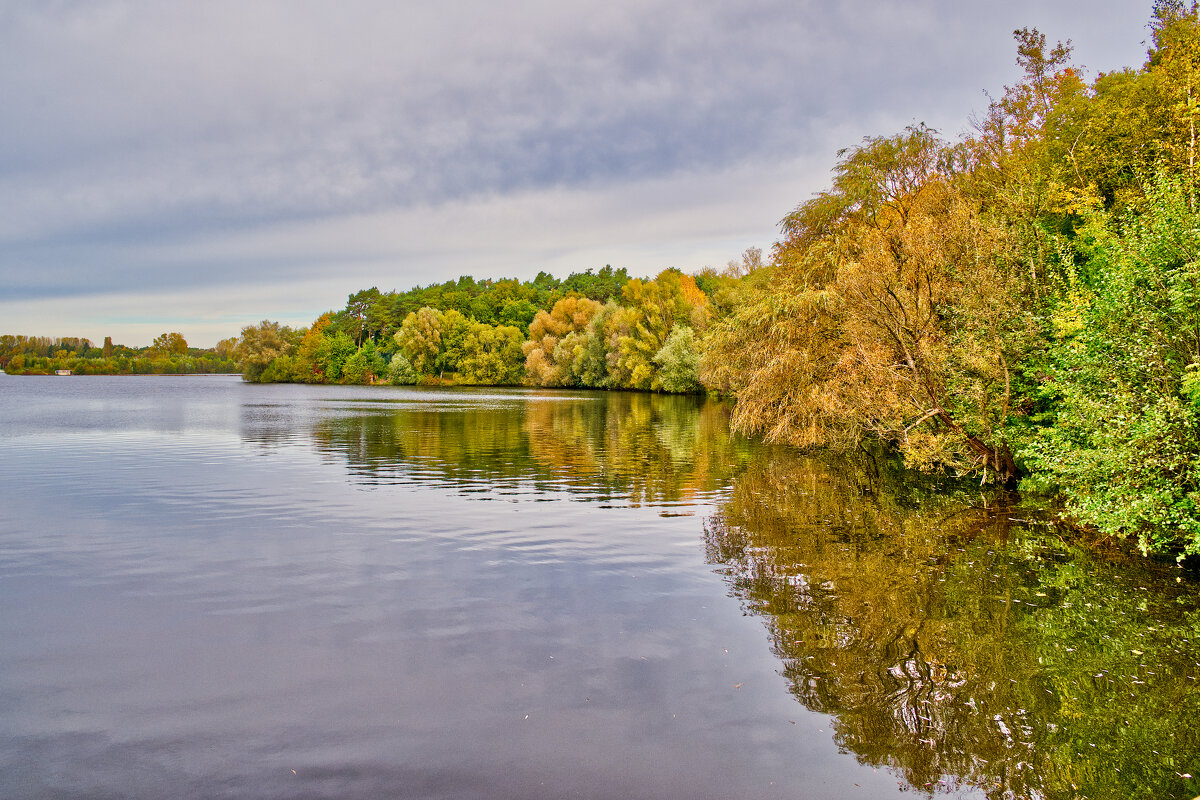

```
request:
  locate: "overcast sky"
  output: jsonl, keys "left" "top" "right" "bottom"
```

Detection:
{"left": 0, "top": 0, "right": 1153, "bottom": 346}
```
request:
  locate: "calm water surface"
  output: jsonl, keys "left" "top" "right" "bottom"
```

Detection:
{"left": 0, "top": 375, "right": 1196, "bottom": 799}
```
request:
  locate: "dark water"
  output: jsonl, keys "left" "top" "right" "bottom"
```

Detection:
{"left": 0, "top": 375, "right": 1196, "bottom": 800}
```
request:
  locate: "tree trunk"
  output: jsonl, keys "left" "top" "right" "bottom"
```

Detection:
{"left": 936, "top": 410, "right": 1019, "bottom": 488}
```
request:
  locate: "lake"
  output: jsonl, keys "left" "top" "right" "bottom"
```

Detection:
{"left": 0, "top": 374, "right": 1196, "bottom": 799}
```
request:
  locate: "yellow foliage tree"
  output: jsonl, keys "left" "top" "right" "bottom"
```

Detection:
{"left": 705, "top": 127, "right": 1035, "bottom": 484}
{"left": 523, "top": 296, "right": 602, "bottom": 386}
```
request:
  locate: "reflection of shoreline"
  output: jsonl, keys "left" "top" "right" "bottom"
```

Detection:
{"left": 704, "top": 452, "right": 1200, "bottom": 800}
{"left": 522, "top": 393, "right": 749, "bottom": 506}
{"left": 238, "top": 389, "right": 756, "bottom": 507}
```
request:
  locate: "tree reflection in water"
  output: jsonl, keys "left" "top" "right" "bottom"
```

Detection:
{"left": 285, "top": 389, "right": 756, "bottom": 507}
{"left": 521, "top": 391, "right": 749, "bottom": 507}
{"left": 705, "top": 450, "right": 1200, "bottom": 800}
{"left": 242, "top": 388, "right": 1199, "bottom": 799}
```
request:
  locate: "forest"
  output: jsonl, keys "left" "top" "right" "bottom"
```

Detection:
{"left": 0, "top": 333, "right": 239, "bottom": 375}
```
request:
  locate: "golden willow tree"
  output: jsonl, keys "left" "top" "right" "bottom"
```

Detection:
{"left": 522, "top": 296, "right": 603, "bottom": 386}
{"left": 703, "top": 125, "right": 1038, "bottom": 485}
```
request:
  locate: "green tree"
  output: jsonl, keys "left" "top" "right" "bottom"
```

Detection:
{"left": 313, "top": 330, "right": 356, "bottom": 382}
{"left": 558, "top": 265, "right": 634, "bottom": 302}
{"left": 497, "top": 298, "right": 539, "bottom": 330}
{"left": 394, "top": 307, "right": 448, "bottom": 375}
{"left": 362, "top": 340, "right": 387, "bottom": 380}
{"left": 458, "top": 323, "right": 526, "bottom": 385}
{"left": 345, "top": 287, "right": 382, "bottom": 346}
{"left": 340, "top": 349, "right": 370, "bottom": 384}
{"left": 393, "top": 306, "right": 470, "bottom": 377}
{"left": 1024, "top": 179, "right": 1200, "bottom": 557}
{"left": 386, "top": 352, "right": 420, "bottom": 384}
{"left": 436, "top": 309, "right": 473, "bottom": 376}
{"left": 340, "top": 340, "right": 387, "bottom": 384}
{"left": 235, "top": 321, "right": 298, "bottom": 382}
{"left": 653, "top": 325, "right": 703, "bottom": 393}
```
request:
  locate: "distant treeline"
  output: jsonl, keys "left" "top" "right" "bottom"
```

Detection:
{"left": 232, "top": 262, "right": 747, "bottom": 392}
{"left": 1, "top": 333, "right": 239, "bottom": 375}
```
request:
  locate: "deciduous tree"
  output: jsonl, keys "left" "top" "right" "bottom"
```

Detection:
{"left": 523, "top": 296, "right": 602, "bottom": 386}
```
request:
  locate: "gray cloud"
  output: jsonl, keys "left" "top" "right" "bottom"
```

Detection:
{"left": 0, "top": 0, "right": 1152, "bottom": 341}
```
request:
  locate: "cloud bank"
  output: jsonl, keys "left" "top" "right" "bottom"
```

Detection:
{"left": 0, "top": 0, "right": 1150, "bottom": 344}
